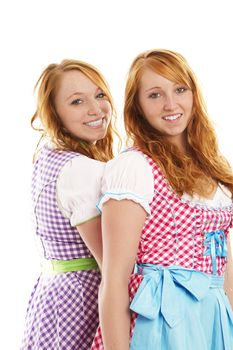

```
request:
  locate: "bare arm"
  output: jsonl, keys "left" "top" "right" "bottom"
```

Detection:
{"left": 224, "top": 230, "right": 233, "bottom": 310}
{"left": 76, "top": 216, "right": 102, "bottom": 268}
{"left": 99, "top": 199, "right": 147, "bottom": 350}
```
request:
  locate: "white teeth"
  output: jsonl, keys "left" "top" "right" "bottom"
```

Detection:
{"left": 85, "top": 118, "right": 103, "bottom": 127}
{"left": 163, "top": 114, "right": 181, "bottom": 121}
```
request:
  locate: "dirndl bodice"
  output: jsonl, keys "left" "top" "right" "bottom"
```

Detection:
{"left": 91, "top": 149, "right": 233, "bottom": 350}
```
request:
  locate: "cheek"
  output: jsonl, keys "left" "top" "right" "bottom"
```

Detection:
{"left": 139, "top": 99, "right": 150, "bottom": 116}
{"left": 102, "top": 102, "right": 112, "bottom": 115}
{"left": 56, "top": 109, "right": 69, "bottom": 125}
{"left": 142, "top": 102, "right": 160, "bottom": 120}
{"left": 60, "top": 111, "right": 74, "bottom": 125}
{"left": 187, "top": 101, "right": 194, "bottom": 115}
{"left": 186, "top": 94, "right": 194, "bottom": 112}
{"left": 59, "top": 109, "right": 83, "bottom": 128}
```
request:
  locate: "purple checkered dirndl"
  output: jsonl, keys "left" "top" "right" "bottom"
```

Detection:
{"left": 20, "top": 146, "right": 101, "bottom": 350}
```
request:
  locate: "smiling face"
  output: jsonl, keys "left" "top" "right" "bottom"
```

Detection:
{"left": 138, "top": 68, "right": 193, "bottom": 150}
{"left": 54, "top": 70, "right": 112, "bottom": 143}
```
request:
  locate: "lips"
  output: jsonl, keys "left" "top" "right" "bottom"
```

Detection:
{"left": 162, "top": 113, "right": 182, "bottom": 121}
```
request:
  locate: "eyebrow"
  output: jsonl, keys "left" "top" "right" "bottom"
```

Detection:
{"left": 66, "top": 92, "right": 83, "bottom": 101}
{"left": 145, "top": 82, "right": 181, "bottom": 93}
{"left": 145, "top": 86, "right": 161, "bottom": 92}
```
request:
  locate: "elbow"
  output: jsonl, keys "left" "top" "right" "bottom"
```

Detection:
{"left": 99, "top": 275, "right": 130, "bottom": 305}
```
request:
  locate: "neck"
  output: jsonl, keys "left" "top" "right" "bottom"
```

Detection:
{"left": 166, "top": 135, "right": 188, "bottom": 154}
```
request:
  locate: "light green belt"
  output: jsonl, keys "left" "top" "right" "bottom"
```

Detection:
{"left": 41, "top": 257, "right": 98, "bottom": 274}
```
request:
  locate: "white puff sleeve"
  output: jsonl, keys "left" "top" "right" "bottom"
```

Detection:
{"left": 56, "top": 155, "right": 105, "bottom": 226}
{"left": 97, "top": 150, "right": 154, "bottom": 215}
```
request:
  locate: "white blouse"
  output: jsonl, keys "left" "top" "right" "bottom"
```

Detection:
{"left": 57, "top": 155, "right": 105, "bottom": 226}
{"left": 97, "top": 150, "right": 232, "bottom": 214}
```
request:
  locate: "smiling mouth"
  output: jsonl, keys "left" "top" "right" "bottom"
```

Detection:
{"left": 84, "top": 117, "right": 105, "bottom": 127}
{"left": 162, "top": 113, "right": 182, "bottom": 121}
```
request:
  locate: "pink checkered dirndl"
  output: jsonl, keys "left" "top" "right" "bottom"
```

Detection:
{"left": 91, "top": 149, "right": 233, "bottom": 350}
{"left": 21, "top": 146, "right": 101, "bottom": 350}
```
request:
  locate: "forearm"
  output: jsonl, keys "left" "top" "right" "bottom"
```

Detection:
{"left": 99, "top": 280, "right": 131, "bottom": 350}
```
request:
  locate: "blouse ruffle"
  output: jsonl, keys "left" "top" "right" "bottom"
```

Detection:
{"left": 56, "top": 155, "right": 105, "bottom": 226}
{"left": 97, "top": 151, "right": 154, "bottom": 214}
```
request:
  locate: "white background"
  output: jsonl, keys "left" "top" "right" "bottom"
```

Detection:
{"left": 0, "top": 0, "right": 233, "bottom": 348}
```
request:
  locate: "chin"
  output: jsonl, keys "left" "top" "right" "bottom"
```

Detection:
{"left": 82, "top": 132, "right": 107, "bottom": 144}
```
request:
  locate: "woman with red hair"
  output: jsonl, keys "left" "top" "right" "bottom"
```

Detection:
{"left": 21, "top": 59, "right": 119, "bottom": 350}
{"left": 92, "top": 49, "right": 233, "bottom": 349}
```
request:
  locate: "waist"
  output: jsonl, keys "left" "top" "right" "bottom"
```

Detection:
{"left": 134, "top": 263, "right": 224, "bottom": 288}
{"left": 41, "top": 257, "right": 99, "bottom": 274}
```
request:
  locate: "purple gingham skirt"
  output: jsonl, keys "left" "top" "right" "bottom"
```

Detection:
{"left": 20, "top": 269, "right": 101, "bottom": 350}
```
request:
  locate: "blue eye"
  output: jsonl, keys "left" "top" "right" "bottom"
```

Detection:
{"left": 71, "top": 99, "right": 82, "bottom": 105}
{"left": 149, "top": 92, "right": 161, "bottom": 98}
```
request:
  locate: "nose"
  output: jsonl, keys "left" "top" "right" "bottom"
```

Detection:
{"left": 163, "top": 93, "right": 177, "bottom": 111}
{"left": 88, "top": 99, "right": 102, "bottom": 116}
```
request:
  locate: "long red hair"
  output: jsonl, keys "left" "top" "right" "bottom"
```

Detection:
{"left": 124, "top": 49, "right": 233, "bottom": 197}
{"left": 31, "top": 59, "right": 120, "bottom": 162}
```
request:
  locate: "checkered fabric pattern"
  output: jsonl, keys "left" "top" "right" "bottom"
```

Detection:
{"left": 31, "top": 146, "right": 92, "bottom": 259}
{"left": 21, "top": 271, "right": 101, "bottom": 350}
{"left": 137, "top": 152, "right": 233, "bottom": 275}
{"left": 91, "top": 149, "right": 233, "bottom": 349}
{"left": 21, "top": 146, "right": 101, "bottom": 349}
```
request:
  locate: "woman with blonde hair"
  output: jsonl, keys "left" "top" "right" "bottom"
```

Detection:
{"left": 91, "top": 49, "right": 233, "bottom": 349}
{"left": 21, "top": 59, "right": 119, "bottom": 350}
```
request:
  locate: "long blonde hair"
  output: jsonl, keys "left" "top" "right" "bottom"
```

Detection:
{"left": 32, "top": 59, "right": 120, "bottom": 162}
{"left": 124, "top": 49, "right": 233, "bottom": 197}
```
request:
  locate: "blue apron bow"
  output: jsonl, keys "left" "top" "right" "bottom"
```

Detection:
{"left": 203, "top": 230, "right": 227, "bottom": 274}
{"left": 130, "top": 265, "right": 212, "bottom": 349}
